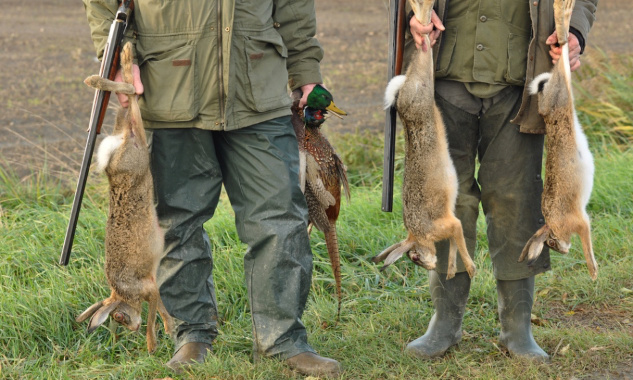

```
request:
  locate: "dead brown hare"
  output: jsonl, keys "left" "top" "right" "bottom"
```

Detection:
{"left": 373, "top": 0, "right": 476, "bottom": 280}
{"left": 76, "top": 42, "right": 173, "bottom": 353}
{"left": 519, "top": 0, "right": 597, "bottom": 280}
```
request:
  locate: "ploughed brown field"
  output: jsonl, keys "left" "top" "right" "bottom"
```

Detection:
{"left": 0, "top": 0, "right": 628, "bottom": 176}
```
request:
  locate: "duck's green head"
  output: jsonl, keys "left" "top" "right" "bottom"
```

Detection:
{"left": 306, "top": 84, "right": 347, "bottom": 117}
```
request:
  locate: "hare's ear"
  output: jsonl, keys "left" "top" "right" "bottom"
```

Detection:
{"left": 76, "top": 300, "right": 104, "bottom": 323}
{"left": 87, "top": 300, "right": 121, "bottom": 333}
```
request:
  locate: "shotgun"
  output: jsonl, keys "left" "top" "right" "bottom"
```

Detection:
{"left": 382, "top": 0, "right": 407, "bottom": 212}
{"left": 59, "top": 0, "right": 134, "bottom": 266}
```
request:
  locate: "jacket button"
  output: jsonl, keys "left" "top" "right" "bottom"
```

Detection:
{"left": 533, "top": 1, "right": 538, "bottom": 5}
{"left": 479, "top": 15, "right": 487, "bottom": 22}
{"left": 476, "top": 43, "right": 484, "bottom": 51}
{"left": 539, "top": 218, "right": 545, "bottom": 224}
{"left": 273, "top": 22, "right": 281, "bottom": 28}
{"left": 225, "top": 27, "right": 230, "bottom": 32}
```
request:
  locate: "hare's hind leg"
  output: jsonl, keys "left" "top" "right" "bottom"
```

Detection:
{"left": 554, "top": 0, "right": 576, "bottom": 45}
{"left": 119, "top": 42, "right": 134, "bottom": 85}
{"left": 409, "top": 0, "right": 435, "bottom": 24}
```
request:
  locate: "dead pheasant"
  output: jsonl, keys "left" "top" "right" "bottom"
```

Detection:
{"left": 291, "top": 85, "right": 350, "bottom": 320}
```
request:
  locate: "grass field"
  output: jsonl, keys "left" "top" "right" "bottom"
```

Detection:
{"left": 1, "top": 56, "right": 632, "bottom": 379}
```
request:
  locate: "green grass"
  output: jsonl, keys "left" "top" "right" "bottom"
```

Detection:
{"left": 1, "top": 147, "right": 631, "bottom": 379}
{"left": 575, "top": 51, "right": 633, "bottom": 149}
{"left": 2, "top": 61, "right": 633, "bottom": 379}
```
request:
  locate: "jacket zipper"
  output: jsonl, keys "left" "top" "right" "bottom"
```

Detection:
{"left": 217, "top": 0, "right": 225, "bottom": 127}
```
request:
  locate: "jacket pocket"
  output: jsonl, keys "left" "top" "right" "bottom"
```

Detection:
{"left": 435, "top": 27, "right": 457, "bottom": 77}
{"left": 138, "top": 44, "right": 199, "bottom": 122}
{"left": 505, "top": 33, "right": 529, "bottom": 85}
{"left": 244, "top": 33, "right": 292, "bottom": 112}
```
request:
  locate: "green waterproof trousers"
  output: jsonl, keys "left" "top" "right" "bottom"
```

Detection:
{"left": 150, "top": 116, "right": 315, "bottom": 359}
{"left": 433, "top": 81, "right": 551, "bottom": 280}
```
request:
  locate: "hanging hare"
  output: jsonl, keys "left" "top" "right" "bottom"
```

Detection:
{"left": 373, "top": 0, "right": 476, "bottom": 280}
{"left": 519, "top": 0, "right": 597, "bottom": 280}
{"left": 76, "top": 42, "right": 173, "bottom": 353}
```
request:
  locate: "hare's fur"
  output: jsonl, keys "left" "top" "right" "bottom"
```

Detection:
{"left": 76, "top": 42, "right": 173, "bottom": 352}
{"left": 373, "top": 0, "right": 476, "bottom": 280}
{"left": 519, "top": 0, "right": 597, "bottom": 280}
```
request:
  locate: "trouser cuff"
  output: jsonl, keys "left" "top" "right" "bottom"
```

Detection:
{"left": 172, "top": 322, "right": 217, "bottom": 353}
{"left": 253, "top": 337, "right": 316, "bottom": 362}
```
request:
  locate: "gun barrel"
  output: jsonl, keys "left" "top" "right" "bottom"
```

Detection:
{"left": 382, "top": 0, "right": 406, "bottom": 212}
{"left": 59, "top": 10, "right": 131, "bottom": 266}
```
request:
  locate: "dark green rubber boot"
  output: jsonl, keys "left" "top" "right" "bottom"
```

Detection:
{"left": 497, "top": 277, "right": 549, "bottom": 362}
{"left": 405, "top": 271, "right": 471, "bottom": 358}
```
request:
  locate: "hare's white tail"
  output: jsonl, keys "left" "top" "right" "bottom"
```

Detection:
{"left": 528, "top": 72, "right": 553, "bottom": 95}
{"left": 384, "top": 75, "right": 407, "bottom": 109}
{"left": 97, "top": 135, "right": 124, "bottom": 172}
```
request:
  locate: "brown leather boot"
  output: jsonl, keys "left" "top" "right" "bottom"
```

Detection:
{"left": 166, "top": 342, "right": 212, "bottom": 373}
{"left": 285, "top": 352, "right": 342, "bottom": 378}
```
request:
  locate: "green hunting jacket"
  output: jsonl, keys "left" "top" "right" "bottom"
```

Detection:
{"left": 421, "top": 0, "right": 597, "bottom": 134}
{"left": 83, "top": 0, "right": 324, "bottom": 131}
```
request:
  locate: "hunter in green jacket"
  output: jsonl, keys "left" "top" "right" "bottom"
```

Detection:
{"left": 402, "top": 0, "right": 597, "bottom": 362}
{"left": 83, "top": 0, "right": 341, "bottom": 377}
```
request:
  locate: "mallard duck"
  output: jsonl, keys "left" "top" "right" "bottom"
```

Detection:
{"left": 291, "top": 85, "right": 350, "bottom": 322}
{"left": 305, "top": 84, "right": 347, "bottom": 120}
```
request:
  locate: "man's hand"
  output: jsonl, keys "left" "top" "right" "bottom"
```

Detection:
{"left": 546, "top": 32, "right": 582, "bottom": 72}
{"left": 298, "top": 83, "right": 319, "bottom": 109}
{"left": 410, "top": 10, "right": 445, "bottom": 52}
{"left": 114, "top": 63, "right": 144, "bottom": 108}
